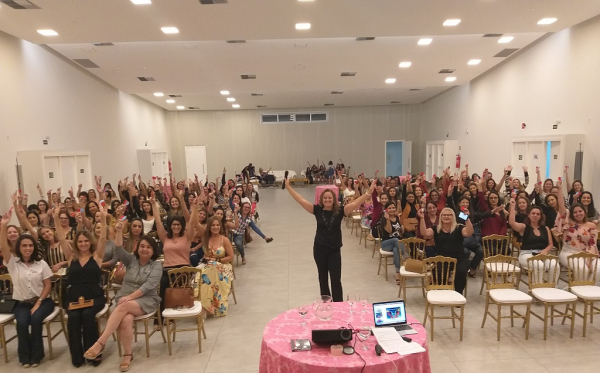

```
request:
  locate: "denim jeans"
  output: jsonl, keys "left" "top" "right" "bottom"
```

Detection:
{"left": 233, "top": 234, "right": 245, "bottom": 258}
{"left": 380, "top": 238, "right": 404, "bottom": 271}
{"left": 14, "top": 298, "right": 54, "bottom": 364}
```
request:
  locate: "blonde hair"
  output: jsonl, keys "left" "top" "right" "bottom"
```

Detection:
{"left": 437, "top": 207, "right": 458, "bottom": 234}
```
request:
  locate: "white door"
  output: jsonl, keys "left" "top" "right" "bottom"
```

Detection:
{"left": 184, "top": 146, "right": 207, "bottom": 182}
{"left": 43, "top": 156, "right": 61, "bottom": 191}
{"left": 59, "top": 156, "right": 77, "bottom": 193}
{"left": 151, "top": 152, "right": 169, "bottom": 179}
{"left": 527, "top": 141, "right": 545, "bottom": 179}
{"left": 549, "top": 141, "right": 562, "bottom": 180}
{"left": 402, "top": 141, "right": 412, "bottom": 175}
{"left": 436, "top": 144, "right": 444, "bottom": 176}
{"left": 75, "top": 155, "right": 91, "bottom": 190}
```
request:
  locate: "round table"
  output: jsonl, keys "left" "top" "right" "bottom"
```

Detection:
{"left": 314, "top": 185, "right": 339, "bottom": 204}
{"left": 259, "top": 302, "right": 431, "bottom": 373}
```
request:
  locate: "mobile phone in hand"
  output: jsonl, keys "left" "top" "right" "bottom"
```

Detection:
{"left": 458, "top": 212, "right": 468, "bottom": 220}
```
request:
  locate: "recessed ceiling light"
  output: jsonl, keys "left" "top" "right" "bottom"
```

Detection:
{"left": 232, "top": 104, "right": 240, "bottom": 108}
{"left": 37, "top": 29, "right": 58, "bottom": 36}
{"left": 227, "top": 97, "right": 236, "bottom": 102}
{"left": 468, "top": 59, "right": 481, "bottom": 65}
{"left": 298, "top": 0, "right": 314, "bottom": 2}
{"left": 445, "top": 77, "right": 457, "bottom": 82}
{"left": 385, "top": 78, "right": 396, "bottom": 84}
{"left": 176, "top": 106, "right": 185, "bottom": 110}
{"left": 418, "top": 38, "right": 432, "bottom": 45}
{"left": 220, "top": 90, "right": 230, "bottom": 95}
{"left": 498, "top": 36, "right": 514, "bottom": 44}
{"left": 538, "top": 18, "right": 557, "bottom": 25}
{"left": 131, "top": 0, "right": 151, "bottom": 4}
{"left": 161, "top": 27, "right": 179, "bottom": 34}
{"left": 166, "top": 99, "right": 175, "bottom": 104}
{"left": 295, "top": 23, "right": 311, "bottom": 30}
{"left": 443, "top": 19, "right": 461, "bottom": 26}
{"left": 399, "top": 61, "right": 412, "bottom": 68}
{"left": 153, "top": 92, "right": 164, "bottom": 97}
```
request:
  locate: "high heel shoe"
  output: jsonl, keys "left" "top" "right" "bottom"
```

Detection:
{"left": 83, "top": 341, "right": 104, "bottom": 360}
{"left": 119, "top": 354, "right": 133, "bottom": 372}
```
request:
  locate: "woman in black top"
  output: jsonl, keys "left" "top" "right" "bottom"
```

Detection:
{"left": 418, "top": 207, "right": 474, "bottom": 295}
{"left": 377, "top": 202, "right": 405, "bottom": 284}
{"left": 53, "top": 207, "right": 108, "bottom": 367}
{"left": 285, "top": 178, "right": 376, "bottom": 301}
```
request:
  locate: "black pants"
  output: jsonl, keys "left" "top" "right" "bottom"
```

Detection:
{"left": 67, "top": 298, "right": 105, "bottom": 366}
{"left": 432, "top": 258, "right": 469, "bottom": 295}
{"left": 465, "top": 246, "right": 484, "bottom": 270}
{"left": 14, "top": 298, "right": 54, "bottom": 365}
{"left": 313, "top": 245, "right": 343, "bottom": 302}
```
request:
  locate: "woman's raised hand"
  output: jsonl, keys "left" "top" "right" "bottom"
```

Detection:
{"left": 1, "top": 209, "right": 12, "bottom": 225}
{"left": 368, "top": 181, "right": 377, "bottom": 194}
{"left": 416, "top": 208, "right": 424, "bottom": 219}
{"left": 115, "top": 221, "right": 124, "bottom": 231}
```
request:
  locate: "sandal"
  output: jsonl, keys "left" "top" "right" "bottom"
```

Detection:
{"left": 242, "top": 258, "right": 247, "bottom": 265}
{"left": 468, "top": 270, "right": 476, "bottom": 278}
{"left": 265, "top": 237, "right": 273, "bottom": 243}
{"left": 83, "top": 341, "right": 105, "bottom": 360}
{"left": 119, "top": 354, "right": 133, "bottom": 372}
{"left": 395, "top": 274, "right": 401, "bottom": 285}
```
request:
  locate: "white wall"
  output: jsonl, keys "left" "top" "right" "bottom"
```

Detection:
{"left": 420, "top": 15, "right": 600, "bottom": 192}
{"left": 167, "top": 105, "right": 422, "bottom": 180}
{"left": 0, "top": 31, "right": 169, "bottom": 211}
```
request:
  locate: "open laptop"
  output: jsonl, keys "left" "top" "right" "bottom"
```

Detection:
{"left": 372, "top": 300, "right": 417, "bottom": 336}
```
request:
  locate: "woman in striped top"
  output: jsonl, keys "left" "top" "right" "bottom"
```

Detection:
{"left": 231, "top": 200, "right": 273, "bottom": 265}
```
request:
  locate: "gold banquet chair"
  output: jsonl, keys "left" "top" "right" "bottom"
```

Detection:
{"left": 566, "top": 252, "right": 600, "bottom": 337}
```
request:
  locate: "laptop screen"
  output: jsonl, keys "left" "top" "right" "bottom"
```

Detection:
{"left": 372, "top": 301, "right": 407, "bottom": 327}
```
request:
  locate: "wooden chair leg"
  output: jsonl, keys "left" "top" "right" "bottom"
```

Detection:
{"left": 459, "top": 306, "right": 465, "bottom": 341}
{"left": 231, "top": 282, "right": 238, "bottom": 305}
{"left": 197, "top": 315, "right": 203, "bottom": 353}
{"left": 430, "top": 305, "right": 435, "bottom": 341}
{"left": 570, "top": 302, "right": 576, "bottom": 338}
{"left": 583, "top": 301, "right": 589, "bottom": 337}
{"left": 166, "top": 318, "right": 173, "bottom": 356}
{"left": 525, "top": 304, "right": 531, "bottom": 340}
{"left": 423, "top": 302, "right": 429, "bottom": 327}
{"left": 45, "top": 321, "right": 54, "bottom": 360}
{"left": 543, "top": 304, "right": 549, "bottom": 340}
{"left": 481, "top": 295, "right": 490, "bottom": 328}
{"left": 384, "top": 257, "right": 388, "bottom": 281}
{"left": 377, "top": 255, "right": 382, "bottom": 275}
{"left": 1, "top": 325, "right": 8, "bottom": 363}
{"left": 497, "top": 304, "right": 502, "bottom": 341}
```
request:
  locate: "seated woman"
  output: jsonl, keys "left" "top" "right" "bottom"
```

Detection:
{"left": 555, "top": 180, "right": 599, "bottom": 280}
{"left": 417, "top": 201, "right": 439, "bottom": 258}
{"left": 418, "top": 207, "right": 474, "bottom": 295}
{"left": 1, "top": 208, "right": 54, "bottom": 368}
{"left": 377, "top": 202, "right": 405, "bottom": 284}
{"left": 200, "top": 216, "right": 235, "bottom": 317}
{"left": 53, "top": 207, "right": 108, "bottom": 367}
{"left": 508, "top": 196, "right": 556, "bottom": 282}
{"left": 231, "top": 200, "right": 273, "bottom": 265}
{"left": 84, "top": 221, "right": 162, "bottom": 372}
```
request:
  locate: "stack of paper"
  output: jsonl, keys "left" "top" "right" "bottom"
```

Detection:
{"left": 371, "top": 327, "right": 426, "bottom": 356}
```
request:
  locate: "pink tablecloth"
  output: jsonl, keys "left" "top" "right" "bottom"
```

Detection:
{"left": 314, "top": 185, "right": 339, "bottom": 204}
{"left": 259, "top": 302, "right": 431, "bottom": 373}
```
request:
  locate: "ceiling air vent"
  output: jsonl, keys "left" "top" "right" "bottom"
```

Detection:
{"left": 137, "top": 77, "right": 155, "bottom": 81}
{"left": 341, "top": 72, "right": 356, "bottom": 77}
{"left": 409, "top": 88, "right": 422, "bottom": 91}
{"left": 324, "top": 103, "right": 334, "bottom": 106}
{"left": 93, "top": 42, "right": 114, "bottom": 47}
{"left": 73, "top": 59, "right": 100, "bottom": 68}
{"left": 331, "top": 91, "right": 343, "bottom": 94}
{"left": 251, "top": 93, "right": 263, "bottom": 96}
{"left": 226, "top": 40, "right": 246, "bottom": 44}
{"left": 241, "top": 74, "right": 256, "bottom": 79}
{"left": 199, "top": 0, "right": 227, "bottom": 4}
{"left": 356, "top": 37, "right": 375, "bottom": 41}
{"left": 439, "top": 69, "right": 456, "bottom": 74}
{"left": 483, "top": 33, "right": 503, "bottom": 38}
{"left": 494, "top": 48, "right": 519, "bottom": 57}
{"left": 261, "top": 112, "right": 328, "bottom": 123}
{"left": 390, "top": 101, "right": 401, "bottom": 104}
{"left": 168, "top": 94, "right": 183, "bottom": 98}
{"left": 0, "top": 0, "right": 40, "bottom": 9}
{"left": 257, "top": 105, "right": 267, "bottom": 108}
{"left": 188, "top": 107, "right": 200, "bottom": 110}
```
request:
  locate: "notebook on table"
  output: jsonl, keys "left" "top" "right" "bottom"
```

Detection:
{"left": 372, "top": 300, "right": 417, "bottom": 336}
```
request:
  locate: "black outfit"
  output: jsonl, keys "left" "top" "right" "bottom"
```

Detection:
{"left": 66, "top": 259, "right": 106, "bottom": 367}
{"left": 521, "top": 225, "right": 549, "bottom": 253}
{"left": 313, "top": 204, "right": 344, "bottom": 302}
{"left": 432, "top": 224, "right": 469, "bottom": 295}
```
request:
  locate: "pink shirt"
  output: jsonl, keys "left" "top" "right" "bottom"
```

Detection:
{"left": 163, "top": 237, "right": 191, "bottom": 267}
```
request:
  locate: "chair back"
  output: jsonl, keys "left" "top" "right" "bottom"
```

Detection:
{"left": 482, "top": 235, "right": 510, "bottom": 258}
{"left": 47, "top": 245, "right": 66, "bottom": 267}
{"left": 567, "top": 252, "right": 599, "bottom": 286}
{"left": 484, "top": 255, "right": 520, "bottom": 290}
{"left": 399, "top": 237, "right": 425, "bottom": 262}
{"left": 0, "top": 274, "right": 13, "bottom": 294}
{"left": 424, "top": 256, "right": 457, "bottom": 291}
{"left": 527, "top": 254, "right": 560, "bottom": 289}
{"left": 510, "top": 236, "right": 522, "bottom": 258}
{"left": 101, "top": 268, "right": 114, "bottom": 302}
{"left": 167, "top": 266, "right": 201, "bottom": 290}
{"left": 551, "top": 230, "right": 563, "bottom": 253}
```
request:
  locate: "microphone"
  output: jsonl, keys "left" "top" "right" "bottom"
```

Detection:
{"left": 282, "top": 170, "right": 289, "bottom": 189}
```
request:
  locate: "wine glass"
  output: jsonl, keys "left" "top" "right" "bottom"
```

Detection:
{"left": 298, "top": 306, "right": 308, "bottom": 326}
{"left": 347, "top": 293, "right": 356, "bottom": 314}
{"left": 358, "top": 326, "right": 371, "bottom": 350}
{"left": 359, "top": 293, "right": 369, "bottom": 313}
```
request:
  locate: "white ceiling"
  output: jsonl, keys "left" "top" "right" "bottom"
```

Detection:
{"left": 1, "top": 0, "right": 599, "bottom": 111}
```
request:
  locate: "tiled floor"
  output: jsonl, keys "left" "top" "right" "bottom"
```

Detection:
{"left": 3, "top": 186, "right": 600, "bottom": 372}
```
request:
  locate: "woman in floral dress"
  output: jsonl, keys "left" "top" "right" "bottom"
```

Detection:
{"left": 200, "top": 216, "right": 234, "bottom": 317}
{"left": 556, "top": 180, "right": 599, "bottom": 279}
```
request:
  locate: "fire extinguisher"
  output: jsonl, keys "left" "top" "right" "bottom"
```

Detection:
{"left": 456, "top": 154, "right": 461, "bottom": 169}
